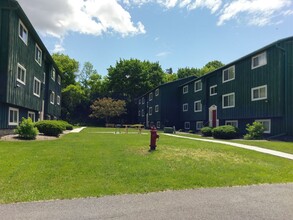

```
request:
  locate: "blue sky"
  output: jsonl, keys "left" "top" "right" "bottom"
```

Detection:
{"left": 18, "top": 0, "right": 293, "bottom": 76}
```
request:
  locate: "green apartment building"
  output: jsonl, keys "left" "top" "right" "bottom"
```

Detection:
{"left": 0, "top": 0, "right": 61, "bottom": 135}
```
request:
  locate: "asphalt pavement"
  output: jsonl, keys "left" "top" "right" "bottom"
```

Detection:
{"left": 0, "top": 183, "right": 292, "bottom": 220}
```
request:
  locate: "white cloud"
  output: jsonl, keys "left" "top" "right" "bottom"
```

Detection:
{"left": 17, "top": 0, "right": 145, "bottom": 38}
{"left": 156, "top": 51, "right": 171, "bottom": 57}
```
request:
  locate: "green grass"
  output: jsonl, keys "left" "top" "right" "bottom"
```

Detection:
{"left": 0, "top": 127, "right": 292, "bottom": 204}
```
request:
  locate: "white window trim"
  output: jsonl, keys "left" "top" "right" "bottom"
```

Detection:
{"left": 43, "top": 72, "right": 46, "bottom": 84}
{"left": 183, "top": 85, "right": 188, "bottom": 94}
{"left": 225, "top": 120, "right": 238, "bottom": 127}
{"left": 149, "top": 107, "right": 152, "bottom": 115}
{"left": 57, "top": 75, "right": 61, "bottom": 85}
{"left": 183, "top": 103, "right": 188, "bottom": 112}
{"left": 19, "top": 19, "right": 28, "bottom": 45}
{"left": 196, "top": 121, "right": 203, "bottom": 130}
{"left": 28, "top": 111, "right": 36, "bottom": 122}
{"left": 252, "top": 52, "right": 267, "bottom": 69}
{"left": 157, "top": 121, "right": 161, "bottom": 129}
{"left": 149, "top": 92, "right": 153, "bottom": 101}
{"left": 155, "top": 105, "right": 159, "bottom": 112}
{"left": 255, "top": 119, "right": 271, "bottom": 134}
{"left": 184, "top": 122, "right": 190, "bottom": 130}
{"left": 222, "top": 65, "right": 235, "bottom": 83}
{"left": 142, "top": 98, "right": 145, "bottom": 104}
{"left": 251, "top": 85, "right": 267, "bottom": 101}
{"left": 210, "top": 85, "right": 217, "bottom": 96}
{"left": 33, "top": 77, "right": 41, "bottom": 97}
{"left": 142, "top": 109, "right": 145, "bottom": 117}
{"left": 57, "top": 95, "right": 61, "bottom": 105}
{"left": 194, "top": 80, "right": 202, "bottom": 92}
{"left": 50, "top": 91, "right": 55, "bottom": 104}
{"left": 194, "top": 100, "right": 202, "bottom": 112}
{"left": 222, "top": 92, "right": 235, "bottom": 109}
{"left": 35, "top": 44, "right": 42, "bottom": 66}
{"left": 155, "top": 89, "right": 159, "bottom": 96}
{"left": 139, "top": 99, "right": 141, "bottom": 105}
{"left": 17, "top": 63, "right": 26, "bottom": 85}
{"left": 51, "top": 68, "right": 56, "bottom": 81}
{"left": 8, "top": 107, "right": 19, "bottom": 126}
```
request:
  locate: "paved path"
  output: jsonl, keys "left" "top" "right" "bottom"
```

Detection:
{"left": 164, "top": 133, "right": 293, "bottom": 160}
{"left": 0, "top": 183, "right": 292, "bottom": 220}
{"left": 69, "top": 127, "right": 86, "bottom": 133}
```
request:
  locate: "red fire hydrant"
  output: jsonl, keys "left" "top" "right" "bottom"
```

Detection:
{"left": 150, "top": 126, "right": 159, "bottom": 151}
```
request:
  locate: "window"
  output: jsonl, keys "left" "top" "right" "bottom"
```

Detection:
{"left": 184, "top": 122, "right": 190, "bottom": 130}
{"left": 183, "top": 103, "right": 188, "bottom": 112}
{"left": 149, "top": 92, "right": 153, "bottom": 101}
{"left": 8, "top": 107, "right": 19, "bottom": 126}
{"left": 142, "top": 97, "right": 145, "bottom": 104}
{"left": 194, "top": 80, "right": 202, "bottom": 92}
{"left": 50, "top": 91, "right": 55, "bottom": 104}
{"left": 252, "top": 52, "right": 267, "bottom": 69}
{"left": 183, "top": 85, "right": 188, "bottom": 94}
{"left": 43, "top": 72, "right": 46, "bottom": 84}
{"left": 155, "top": 105, "right": 159, "bottom": 112}
{"left": 139, "top": 99, "right": 141, "bottom": 105}
{"left": 194, "top": 100, "right": 202, "bottom": 112}
{"left": 57, "top": 75, "right": 61, "bottom": 85}
{"left": 255, "top": 119, "right": 271, "bottom": 133}
{"left": 19, "top": 20, "right": 28, "bottom": 45}
{"left": 196, "top": 121, "right": 203, "bottom": 130}
{"left": 142, "top": 109, "right": 145, "bottom": 117}
{"left": 57, "top": 95, "right": 61, "bottom": 105}
{"left": 155, "top": 88, "right": 159, "bottom": 96}
{"left": 222, "top": 66, "right": 235, "bottom": 83}
{"left": 210, "top": 85, "right": 217, "bottom": 96}
{"left": 251, "top": 85, "right": 267, "bottom": 101}
{"left": 33, "top": 77, "right": 41, "bottom": 97}
{"left": 51, "top": 68, "right": 56, "bottom": 81}
{"left": 149, "top": 107, "right": 152, "bottom": 115}
{"left": 28, "top": 111, "right": 36, "bottom": 122}
{"left": 157, "top": 121, "right": 161, "bottom": 129}
{"left": 35, "top": 44, "right": 42, "bottom": 66}
{"left": 225, "top": 120, "right": 238, "bottom": 127}
{"left": 17, "top": 63, "right": 26, "bottom": 85}
{"left": 138, "top": 110, "right": 140, "bottom": 116}
{"left": 222, "top": 93, "right": 235, "bottom": 109}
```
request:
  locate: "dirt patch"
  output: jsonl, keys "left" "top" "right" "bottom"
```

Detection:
{"left": 0, "top": 133, "right": 66, "bottom": 141}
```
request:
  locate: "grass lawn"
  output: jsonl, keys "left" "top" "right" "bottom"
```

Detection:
{"left": 175, "top": 132, "right": 293, "bottom": 154}
{"left": 0, "top": 127, "right": 292, "bottom": 204}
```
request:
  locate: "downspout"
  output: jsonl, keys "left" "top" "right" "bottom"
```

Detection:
{"left": 275, "top": 43, "right": 288, "bottom": 136}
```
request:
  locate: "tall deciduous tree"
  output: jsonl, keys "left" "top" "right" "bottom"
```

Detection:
{"left": 90, "top": 98, "right": 126, "bottom": 123}
{"left": 52, "top": 53, "right": 79, "bottom": 88}
{"left": 177, "top": 67, "right": 201, "bottom": 78}
{"left": 199, "top": 60, "right": 225, "bottom": 76}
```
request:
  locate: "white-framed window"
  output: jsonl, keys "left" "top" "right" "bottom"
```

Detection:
{"left": 8, "top": 107, "right": 19, "bottom": 126}
{"left": 210, "top": 85, "right": 217, "bottom": 96}
{"left": 183, "top": 85, "right": 188, "bottom": 94}
{"left": 138, "top": 110, "right": 140, "bottom": 116}
{"left": 155, "top": 105, "right": 159, "bottom": 112}
{"left": 157, "top": 121, "right": 161, "bottom": 129}
{"left": 28, "top": 111, "right": 36, "bottom": 122}
{"left": 139, "top": 99, "right": 141, "bottom": 105}
{"left": 142, "top": 97, "right": 145, "bottom": 104}
{"left": 57, "top": 75, "right": 61, "bottom": 85}
{"left": 19, "top": 20, "right": 28, "bottom": 45}
{"left": 142, "top": 109, "right": 145, "bottom": 117}
{"left": 35, "top": 44, "right": 42, "bottom": 66}
{"left": 196, "top": 121, "right": 204, "bottom": 130}
{"left": 57, "top": 95, "right": 61, "bottom": 105}
{"left": 222, "top": 92, "right": 235, "bottom": 109}
{"left": 225, "top": 120, "right": 238, "bottom": 127}
{"left": 255, "top": 119, "right": 271, "bottom": 134}
{"left": 149, "top": 92, "right": 153, "bottom": 101}
{"left": 17, "top": 63, "right": 26, "bottom": 85}
{"left": 194, "top": 100, "right": 202, "bottom": 112}
{"left": 51, "top": 68, "right": 56, "bottom": 81}
{"left": 194, "top": 80, "right": 202, "bottom": 92}
{"left": 43, "top": 72, "right": 46, "bottom": 84}
{"left": 149, "top": 107, "right": 152, "bottom": 115}
{"left": 184, "top": 122, "right": 190, "bottom": 130}
{"left": 252, "top": 52, "right": 267, "bottom": 69}
{"left": 222, "top": 65, "right": 235, "bottom": 83}
{"left": 251, "top": 85, "right": 267, "bottom": 101}
{"left": 33, "top": 77, "right": 41, "bottom": 97}
{"left": 50, "top": 91, "right": 55, "bottom": 104}
{"left": 183, "top": 103, "right": 188, "bottom": 112}
{"left": 155, "top": 88, "right": 159, "bottom": 96}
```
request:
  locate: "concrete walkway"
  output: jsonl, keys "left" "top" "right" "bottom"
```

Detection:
{"left": 69, "top": 127, "right": 86, "bottom": 133}
{"left": 163, "top": 133, "right": 293, "bottom": 160}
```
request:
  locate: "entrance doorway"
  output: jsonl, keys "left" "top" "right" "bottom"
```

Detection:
{"left": 209, "top": 105, "right": 218, "bottom": 127}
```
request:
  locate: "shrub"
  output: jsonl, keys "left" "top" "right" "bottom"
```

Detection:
{"left": 244, "top": 122, "right": 265, "bottom": 140}
{"left": 200, "top": 127, "right": 213, "bottom": 137}
{"left": 212, "top": 125, "right": 239, "bottom": 139}
{"left": 15, "top": 117, "right": 39, "bottom": 140}
{"left": 58, "top": 120, "right": 74, "bottom": 130}
{"left": 164, "top": 127, "right": 174, "bottom": 133}
{"left": 34, "top": 120, "right": 64, "bottom": 137}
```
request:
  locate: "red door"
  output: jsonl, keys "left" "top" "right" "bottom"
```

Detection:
{"left": 212, "top": 110, "right": 217, "bottom": 127}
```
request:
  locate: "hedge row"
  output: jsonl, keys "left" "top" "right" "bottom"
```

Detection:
{"left": 34, "top": 120, "right": 73, "bottom": 137}
{"left": 200, "top": 125, "right": 239, "bottom": 139}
